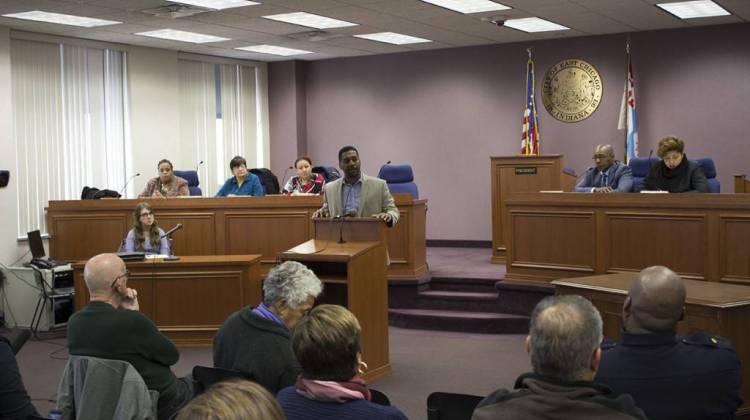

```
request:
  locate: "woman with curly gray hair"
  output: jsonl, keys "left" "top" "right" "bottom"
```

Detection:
{"left": 213, "top": 261, "right": 323, "bottom": 395}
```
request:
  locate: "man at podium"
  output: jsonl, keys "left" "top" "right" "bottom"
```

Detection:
{"left": 313, "top": 146, "right": 399, "bottom": 227}
{"left": 575, "top": 144, "right": 633, "bottom": 193}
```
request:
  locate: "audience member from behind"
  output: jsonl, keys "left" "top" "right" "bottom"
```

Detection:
{"left": 282, "top": 157, "right": 325, "bottom": 195}
{"left": 215, "top": 155, "right": 265, "bottom": 197}
{"left": 67, "top": 253, "right": 193, "bottom": 420}
{"left": 0, "top": 335, "right": 39, "bottom": 419}
{"left": 213, "top": 261, "right": 322, "bottom": 394}
{"left": 472, "top": 295, "right": 646, "bottom": 420}
{"left": 277, "top": 304, "right": 407, "bottom": 420}
{"left": 139, "top": 159, "right": 189, "bottom": 198}
{"left": 123, "top": 202, "right": 171, "bottom": 255}
{"left": 175, "top": 379, "right": 285, "bottom": 420}
{"left": 575, "top": 144, "right": 633, "bottom": 193}
{"left": 596, "top": 266, "right": 742, "bottom": 419}
{"left": 642, "top": 136, "right": 709, "bottom": 193}
{"left": 313, "top": 146, "right": 399, "bottom": 226}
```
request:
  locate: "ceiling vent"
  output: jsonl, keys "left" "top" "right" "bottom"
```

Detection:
{"left": 286, "top": 30, "right": 345, "bottom": 42}
{"left": 142, "top": 4, "right": 211, "bottom": 19}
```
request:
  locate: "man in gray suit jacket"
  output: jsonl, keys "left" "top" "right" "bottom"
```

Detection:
{"left": 575, "top": 144, "right": 633, "bottom": 193}
{"left": 313, "top": 146, "right": 399, "bottom": 227}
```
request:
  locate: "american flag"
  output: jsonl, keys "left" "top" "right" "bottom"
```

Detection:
{"left": 521, "top": 50, "right": 540, "bottom": 155}
{"left": 618, "top": 42, "right": 638, "bottom": 163}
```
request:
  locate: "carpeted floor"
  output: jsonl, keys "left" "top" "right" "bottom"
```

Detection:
{"left": 17, "top": 328, "right": 530, "bottom": 420}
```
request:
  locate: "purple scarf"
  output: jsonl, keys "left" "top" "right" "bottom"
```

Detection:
{"left": 296, "top": 375, "right": 371, "bottom": 403}
{"left": 251, "top": 303, "right": 286, "bottom": 329}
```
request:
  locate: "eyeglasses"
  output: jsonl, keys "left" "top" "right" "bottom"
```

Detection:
{"left": 140, "top": 211, "right": 153, "bottom": 217}
{"left": 111, "top": 270, "right": 129, "bottom": 289}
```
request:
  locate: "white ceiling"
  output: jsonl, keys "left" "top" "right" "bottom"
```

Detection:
{"left": 0, "top": 0, "right": 746, "bottom": 62}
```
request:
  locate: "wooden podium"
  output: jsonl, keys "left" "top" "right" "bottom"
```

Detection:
{"left": 490, "top": 155, "right": 576, "bottom": 262}
{"left": 280, "top": 218, "right": 390, "bottom": 382}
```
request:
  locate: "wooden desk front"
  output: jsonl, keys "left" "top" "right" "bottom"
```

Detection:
{"left": 504, "top": 193, "right": 750, "bottom": 285}
{"left": 553, "top": 272, "right": 750, "bottom": 416}
{"left": 47, "top": 194, "right": 427, "bottom": 280}
{"left": 281, "top": 240, "right": 391, "bottom": 382}
{"left": 72, "top": 255, "right": 262, "bottom": 346}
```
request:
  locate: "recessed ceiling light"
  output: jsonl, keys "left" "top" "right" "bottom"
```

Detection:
{"left": 172, "top": 0, "right": 260, "bottom": 10}
{"left": 1, "top": 10, "right": 121, "bottom": 27}
{"left": 262, "top": 12, "right": 358, "bottom": 29}
{"left": 354, "top": 32, "right": 432, "bottom": 45}
{"left": 504, "top": 17, "right": 569, "bottom": 32}
{"left": 135, "top": 29, "right": 230, "bottom": 43}
{"left": 236, "top": 45, "right": 314, "bottom": 56}
{"left": 420, "top": 0, "right": 511, "bottom": 14}
{"left": 656, "top": 0, "right": 730, "bottom": 19}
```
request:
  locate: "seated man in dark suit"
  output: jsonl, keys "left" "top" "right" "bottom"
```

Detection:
{"left": 575, "top": 144, "right": 633, "bottom": 193}
{"left": 67, "top": 253, "right": 193, "bottom": 420}
{"left": 0, "top": 335, "right": 39, "bottom": 419}
{"left": 596, "top": 266, "right": 742, "bottom": 420}
{"left": 472, "top": 295, "right": 646, "bottom": 420}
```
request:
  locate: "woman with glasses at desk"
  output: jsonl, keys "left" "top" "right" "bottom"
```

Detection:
{"left": 122, "top": 202, "right": 171, "bottom": 255}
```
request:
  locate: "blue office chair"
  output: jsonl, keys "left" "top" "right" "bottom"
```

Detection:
{"left": 628, "top": 157, "right": 660, "bottom": 192}
{"left": 173, "top": 170, "right": 202, "bottom": 196}
{"left": 312, "top": 166, "right": 341, "bottom": 183}
{"left": 695, "top": 157, "right": 720, "bottom": 193}
{"left": 378, "top": 164, "right": 419, "bottom": 198}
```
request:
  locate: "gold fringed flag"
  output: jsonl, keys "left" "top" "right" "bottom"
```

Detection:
{"left": 521, "top": 48, "right": 541, "bottom": 155}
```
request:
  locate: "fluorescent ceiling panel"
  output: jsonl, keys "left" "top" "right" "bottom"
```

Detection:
{"left": 262, "top": 12, "right": 358, "bottom": 29}
{"left": 1, "top": 10, "right": 121, "bottom": 27}
{"left": 354, "top": 32, "right": 432, "bottom": 45}
{"left": 236, "top": 45, "right": 314, "bottom": 56}
{"left": 656, "top": 0, "right": 730, "bottom": 19}
{"left": 420, "top": 0, "right": 511, "bottom": 14}
{"left": 135, "top": 29, "right": 230, "bottom": 43}
{"left": 504, "top": 17, "right": 569, "bottom": 32}
{"left": 172, "top": 0, "right": 260, "bottom": 10}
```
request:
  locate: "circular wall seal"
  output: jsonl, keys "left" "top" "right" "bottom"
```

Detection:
{"left": 542, "top": 59, "right": 603, "bottom": 123}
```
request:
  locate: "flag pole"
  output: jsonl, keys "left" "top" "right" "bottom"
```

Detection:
{"left": 624, "top": 38, "right": 630, "bottom": 162}
{"left": 524, "top": 48, "right": 533, "bottom": 155}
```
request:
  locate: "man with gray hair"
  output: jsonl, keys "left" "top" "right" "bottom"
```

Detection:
{"left": 472, "top": 295, "right": 646, "bottom": 420}
{"left": 213, "top": 261, "right": 323, "bottom": 394}
{"left": 596, "top": 266, "right": 742, "bottom": 419}
{"left": 575, "top": 144, "right": 633, "bottom": 193}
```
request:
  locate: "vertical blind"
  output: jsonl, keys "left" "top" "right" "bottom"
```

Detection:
{"left": 11, "top": 39, "right": 129, "bottom": 237}
{"left": 179, "top": 59, "right": 262, "bottom": 196}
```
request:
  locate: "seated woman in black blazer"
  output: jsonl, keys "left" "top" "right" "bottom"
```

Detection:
{"left": 642, "top": 136, "right": 709, "bottom": 193}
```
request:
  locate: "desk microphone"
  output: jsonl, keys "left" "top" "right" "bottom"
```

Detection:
{"left": 280, "top": 166, "right": 294, "bottom": 191}
{"left": 119, "top": 173, "right": 141, "bottom": 196}
{"left": 337, "top": 187, "right": 354, "bottom": 243}
{"left": 160, "top": 223, "right": 183, "bottom": 239}
{"left": 195, "top": 160, "right": 204, "bottom": 173}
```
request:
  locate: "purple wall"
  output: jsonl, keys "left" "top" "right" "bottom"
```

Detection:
{"left": 269, "top": 23, "right": 750, "bottom": 241}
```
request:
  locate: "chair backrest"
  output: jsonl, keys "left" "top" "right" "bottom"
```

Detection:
{"left": 427, "top": 392, "right": 484, "bottom": 420}
{"left": 57, "top": 356, "right": 158, "bottom": 420}
{"left": 173, "top": 170, "right": 202, "bottom": 196}
{"left": 311, "top": 166, "right": 341, "bottom": 183}
{"left": 695, "top": 157, "right": 720, "bottom": 193}
{"left": 378, "top": 163, "right": 419, "bottom": 199}
{"left": 370, "top": 388, "right": 391, "bottom": 406}
{"left": 192, "top": 365, "right": 254, "bottom": 396}
{"left": 249, "top": 168, "right": 280, "bottom": 195}
{"left": 628, "top": 157, "right": 660, "bottom": 192}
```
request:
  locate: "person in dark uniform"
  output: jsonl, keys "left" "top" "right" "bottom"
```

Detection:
{"left": 595, "top": 265, "right": 742, "bottom": 420}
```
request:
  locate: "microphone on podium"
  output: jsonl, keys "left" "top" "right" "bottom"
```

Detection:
{"left": 119, "top": 173, "right": 141, "bottom": 196}
{"left": 195, "top": 160, "right": 204, "bottom": 172}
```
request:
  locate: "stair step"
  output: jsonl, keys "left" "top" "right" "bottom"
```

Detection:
{"left": 428, "top": 277, "right": 498, "bottom": 293}
{"left": 389, "top": 308, "right": 529, "bottom": 334}
{"left": 419, "top": 290, "right": 499, "bottom": 301}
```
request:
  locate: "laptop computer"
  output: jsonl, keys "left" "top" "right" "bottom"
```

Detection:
{"left": 27, "top": 230, "right": 67, "bottom": 269}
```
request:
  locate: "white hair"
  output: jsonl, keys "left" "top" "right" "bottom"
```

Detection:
{"left": 262, "top": 261, "right": 323, "bottom": 308}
